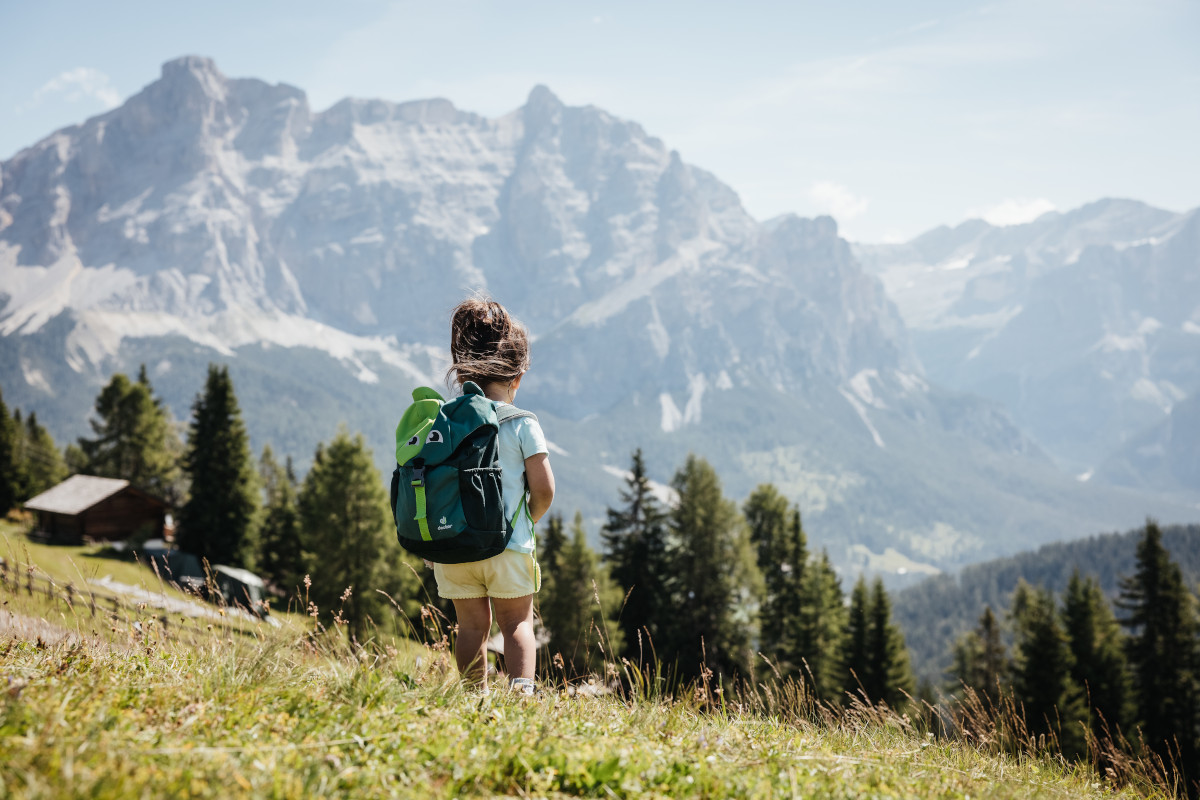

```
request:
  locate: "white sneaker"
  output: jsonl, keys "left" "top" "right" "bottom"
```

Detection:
{"left": 509, "top": 677, "right": 535, "bottom": 695}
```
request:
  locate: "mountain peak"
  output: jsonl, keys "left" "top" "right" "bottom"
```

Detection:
{"left": 526, "top": 84, "right": 562, "bottom": 108}
{"left": 157, "top": 55, "right": 227, "bottom": 100}
{"left": 523, "top": 84, "right": 563, "bottom": 129}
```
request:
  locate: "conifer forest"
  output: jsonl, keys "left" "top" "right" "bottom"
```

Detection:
{"left": 2, "top": 369, "right": 1199, "bottom": 796}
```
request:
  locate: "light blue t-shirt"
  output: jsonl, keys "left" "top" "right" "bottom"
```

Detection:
{"left": 497, "top": 407, "right": 548, "bottom": 553}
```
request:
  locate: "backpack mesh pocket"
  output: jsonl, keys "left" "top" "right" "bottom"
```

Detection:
{"left": 458, "top": 467, "right": 505, "bottom": 533}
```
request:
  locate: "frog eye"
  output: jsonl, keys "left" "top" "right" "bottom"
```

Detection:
{"left": 407, "top": 435, "right": 419, "bottom": 447}
{"left": 426, "top": 430, "right": 444, "bottom": 444}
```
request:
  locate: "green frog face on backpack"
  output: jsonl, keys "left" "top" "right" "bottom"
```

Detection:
{"left": 395, "top": 386, "right": 449, "bottom": 466}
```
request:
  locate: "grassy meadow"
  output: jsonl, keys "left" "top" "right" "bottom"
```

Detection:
{"left": 0, "top": 522, "right": 1175, "bottom": 799}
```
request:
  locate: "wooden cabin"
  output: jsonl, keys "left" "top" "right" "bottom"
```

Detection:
{"left": 24, "top": 475, "right": 169, "bottom": 544}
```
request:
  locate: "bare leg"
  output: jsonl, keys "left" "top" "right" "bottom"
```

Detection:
{"left": 452, "top": 597, "right": 492, "bottom": 688}
{"left": 492, "top": 595, "right": 536, "bottom": 681}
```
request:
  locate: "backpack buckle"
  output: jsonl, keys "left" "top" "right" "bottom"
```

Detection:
{"left": 411, "top": 459, "right": 426, "bottom": 487}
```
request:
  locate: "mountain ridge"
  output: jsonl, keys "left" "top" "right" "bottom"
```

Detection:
{"left": 2, "top": 56, "right": 1195, "bottom": 579}
{"left": 856, "top": 197, "right": 1200, "bottom": 489}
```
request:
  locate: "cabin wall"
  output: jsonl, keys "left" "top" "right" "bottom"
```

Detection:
{"left": 33, "top": 489, "right": 167, "bottom": 544}
{"left": 82, "top": 493, "right": 166, "bottom": 542}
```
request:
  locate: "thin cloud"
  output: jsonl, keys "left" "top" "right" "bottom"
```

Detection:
{"left": 19, "top": 67, "right": 120, "bottom": 113}
{"left": 810, "top": 181, "right": 869, "bottom": 221}
{"left": 967, "top": 198, "right": 1056, "bottom": 226}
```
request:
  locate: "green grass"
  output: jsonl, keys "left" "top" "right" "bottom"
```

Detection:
{"left": 0, "top": 521, "right": 307, "bottom": 646}
{"left": 0, "top": 527, "right": 167, "bottom": 591}
{"left": 0, "top": 522, "right": 1173, "bottom": 799}
{"left": 0, "top": 635, "right": 1170, "bottom": 798}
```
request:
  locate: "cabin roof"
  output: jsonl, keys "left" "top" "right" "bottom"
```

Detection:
{"left": 23, "top": 475, "right": 155, "bottom": 515}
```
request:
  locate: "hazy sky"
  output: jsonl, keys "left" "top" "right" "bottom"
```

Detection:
{"left": 2, "top": 0, "right": 1197, "bottom": 241}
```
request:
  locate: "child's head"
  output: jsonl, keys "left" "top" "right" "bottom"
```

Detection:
{"left": 447, "top": 295, "right": 530, "bottom": 391}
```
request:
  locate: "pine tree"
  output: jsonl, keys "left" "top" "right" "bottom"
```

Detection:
{"left": 842, "top": 577, "right": 871, "bottom": 701}
{"left": 540, "top": 512, "right": 568, "bottom": 575}
{"left": 177, "top": 365, "right": 259, "bottom": 568}
{"left": 865, "top": 577, "right": 915, "bottom": 708}
{"left": 540, "top": 511, "right": 624, "bottom": 676}
{"left": 297, "top": 429, "right": 420, "bottom": 642}
{"left": 0, "top": 388, "right": 18, "bottom": 514}
{"left": 949, "top": 606, "right": 1008, "bottom": 703}
{"left": 16, "top": 412, "right": 67, "bottom": 500}
{"left": 1062, "top": 570, "right": 1133, "bottom": 738}
{"left": 601, "top": 449, "right": 669, "bottom": 663}
{"left": 744, "top": 484, "right": 796, "bottom": 672}
{"left": 796, "top": 550, "right": 847, "bottom": 700}
{"left": 661, "top": 455, "right": 763, "bottom": 682}
{"left": 256, "top": 446, "right": 304, "bottom": 596}
{"left": 1009, "top": 581, "right": 1088, "bottom": 756}
{"left": 79, "top": 369, "right": 183, "bottom": 503}
{"left": 1117, "top": 520, "right": 1200, "bottom": 774}
{"left": 777, "top": 508, "right": 809, "bottom": 680}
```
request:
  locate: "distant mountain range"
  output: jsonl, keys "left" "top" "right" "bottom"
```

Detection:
{"left": 892, "top": 522, "right": 1200, "bottom": 684}
{"left": 2, "top": 56, "right": 1196, "bottom": 580}
{"left": 855, "top": 200, "right": 1200, "bottom": 493}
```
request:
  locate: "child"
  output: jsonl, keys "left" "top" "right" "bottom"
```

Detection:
{"left": 434, "top": 296, "right": 555, "bottom": 694}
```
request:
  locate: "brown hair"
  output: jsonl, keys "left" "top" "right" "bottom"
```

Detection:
{"left": 447, "top": 295, "right": 530, "bottom": 388}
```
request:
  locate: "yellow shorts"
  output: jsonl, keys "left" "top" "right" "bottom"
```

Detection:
{"left": 433, "top": 549, "right": 541, "bottom": 600}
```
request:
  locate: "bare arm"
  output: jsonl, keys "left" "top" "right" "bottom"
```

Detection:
{"left": 524, "top": 452, "right": 555, "bottom": 523}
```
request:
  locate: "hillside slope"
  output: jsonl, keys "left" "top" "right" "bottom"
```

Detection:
{"left": 0, "top": 627, "right": 1165, "bottom": 799}
{"left": 892, "top": 523, "right": 1200, "bottom": 684}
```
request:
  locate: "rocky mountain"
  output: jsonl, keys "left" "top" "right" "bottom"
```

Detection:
{"left": 856, "top": 200, "right": 1200, "bottom": 490}
{"left": 1098, "top": 389, "right": 1200, "bottom": 491}
{"left": 2, "top": 57, "right": 1195, "bottom": 578}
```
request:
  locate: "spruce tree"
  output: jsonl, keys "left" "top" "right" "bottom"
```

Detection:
{"left": 256, "top": 446, "right": 304, "bottom": 596}
{"left": 1117, "top": 520, "right": 1200, "bottom": 774}
{"left": 9, "top": 409, "right": 29, "bottom": 501}
{"left": 796, "top": 550, "right": 847, "bottom": 700}
{"left": 601, "top": 449, "right": 669, "bottom": 663}
{"left": 865, "top": 578, "right": 916, "bottom": 708}
{"left": 842, "top": 576, "right": 871, "bottom": 701}
{"left": 1009, "top": 581, "right": 1088, "bottom": 756}
{"left": 298, "top": 429, "right": 420, "bottom": 642}
{"left": 744, "top": 484, "right": 794, "bottom": 671}
{"left": 1062, "top": 570, "right": 1133, "bottom": 737}
{"left": 178, "top": 365, "right": 259, "bottom": 567}
{"left": 16, "top": 412, "right": 67, "bottom": 500}
{"left": 540, "top": 511, "right": 624, "bottom": 676}
{"left": 661, "top": 455, "right": 762, "bottom": 682}
{"left": 79, "top": 369, "right": 183, "bottom": 503}
{"left": 777, "top": 508, "right": 809, "bottom": 680}
{"left": 540, "top": 513, "right": 567, "bottom": 575}
{"left": 949, "top": 606, "right": 1008, "bottom": 703}
{"left": 0, "top": 388, "right": 18, "bottom": 514}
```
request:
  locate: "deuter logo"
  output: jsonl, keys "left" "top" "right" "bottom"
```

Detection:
{"left": 437, "top": 516, "right": 452, "bottom": 531}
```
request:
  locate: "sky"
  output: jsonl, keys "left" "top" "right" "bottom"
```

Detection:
{"left": 2, "top": 0, "right": 1197, "bottom": 242}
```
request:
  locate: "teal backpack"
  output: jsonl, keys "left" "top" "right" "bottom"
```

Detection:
{"left": 389, "top": 382, "right": 536, "bottom": 564}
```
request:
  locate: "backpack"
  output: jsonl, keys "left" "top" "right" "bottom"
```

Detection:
{"left": 389, "top": 381, "right": 537, "bottom": 564}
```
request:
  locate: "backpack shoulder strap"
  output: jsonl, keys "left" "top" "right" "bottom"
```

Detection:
{"left": 495, "top": 404, "right": 538, "bottom": 425}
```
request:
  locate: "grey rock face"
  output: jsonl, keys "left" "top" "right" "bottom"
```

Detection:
{"left": 1, "top": 56, "right": 915, "bottom": 404}
{"left": 858, "top": 200, "right": 1200, "bottom": 479}
{"left": 4, "top": 57, "right": 1190, "bottom": 576}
